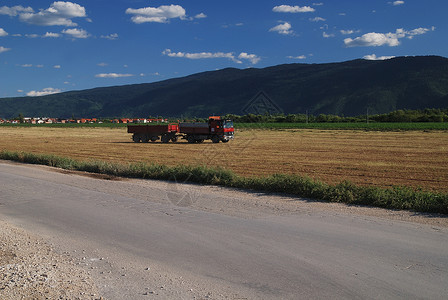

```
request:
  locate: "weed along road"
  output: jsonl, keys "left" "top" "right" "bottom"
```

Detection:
{"left": 1, "top": 161, "right": 447, "bottom": 299}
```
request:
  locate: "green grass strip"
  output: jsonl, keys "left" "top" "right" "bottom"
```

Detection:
{"left": 1, "top": 150, "right": 447, "bottom": 214}
{"left": 235, "top": 122, "right": 448, "bottom": 131}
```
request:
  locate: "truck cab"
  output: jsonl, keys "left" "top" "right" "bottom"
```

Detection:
{"left": 208, "top": 117, "right": 234, "bottom": 143}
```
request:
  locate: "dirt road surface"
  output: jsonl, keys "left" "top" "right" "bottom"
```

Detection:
{"left": 1, "top": 161, "right": 447, "bottom": 299}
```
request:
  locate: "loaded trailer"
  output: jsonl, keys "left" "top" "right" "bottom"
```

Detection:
{"left": 127, "top": 116, "right": 234, "bottom": 143}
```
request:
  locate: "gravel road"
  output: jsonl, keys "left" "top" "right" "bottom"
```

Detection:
{"left": 1, "top": 160, "right": 447, "bottom": 299}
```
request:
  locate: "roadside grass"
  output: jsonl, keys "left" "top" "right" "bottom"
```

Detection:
{"left": 1, "top": 150, "right": 447, "bottom": 215}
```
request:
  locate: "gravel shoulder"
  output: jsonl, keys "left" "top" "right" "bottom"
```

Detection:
{"left": 0, "top": 219, "right": 102, "bottom": 299}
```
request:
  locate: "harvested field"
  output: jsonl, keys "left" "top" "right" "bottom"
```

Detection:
{"left": 1, "top": 126, "right": 447, "bottom": 192}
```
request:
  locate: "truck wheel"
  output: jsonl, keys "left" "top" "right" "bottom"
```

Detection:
{"left": 196, "top": 139, "right": 204, "bottom": 143}
{"left": 187, "top": 135, "right": 195, "bottom": 143}
{"left": 212, "top": 136, "right": 220, "bottom": 143}
{"left": 171, "top": 136, "right": 178, "bottom": 143}
{"left": 151, "top": 136, "right": 158, "bottom": 142}
{"left": 161, "top": 135, "right": 170, "bottom": 143}
{"left": 132, "top": 134, "right": 141, "bottom": 143}
{"left": 142, "top": 136, "right": 150, "bottom": 143}
{"left": 221, "top": 139, "right": 229, "bottom": 143}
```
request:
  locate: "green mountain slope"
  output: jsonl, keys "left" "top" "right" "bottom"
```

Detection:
{"left": 1, "top": 55, "right": 447, "bottom": 118}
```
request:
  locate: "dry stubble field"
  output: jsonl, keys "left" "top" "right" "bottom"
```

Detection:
{"left": 1, "top": 126, "right": 447, "bottom": 192}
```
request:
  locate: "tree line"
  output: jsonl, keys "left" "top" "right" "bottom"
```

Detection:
{"left": 220, "top": 109, "right": 448, "bottom": 123}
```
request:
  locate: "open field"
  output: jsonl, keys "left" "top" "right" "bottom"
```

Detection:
{"left": 1, "top": 126, "right": 447, "bottom": 192}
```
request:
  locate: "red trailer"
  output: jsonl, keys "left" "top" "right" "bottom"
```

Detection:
{"left": 127, "top": 116, "right": 234, "bottom": 143}
{"left": 127, "top": 123, "right": 179, "bottom": 143}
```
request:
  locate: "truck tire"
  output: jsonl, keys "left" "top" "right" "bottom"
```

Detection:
{"left": 196, "top": 139, "right": 204, "bottom": 143}
{"left": 151, "top": 136, "right": 158, "bottom": 142}
{"left": 187, "top": 135, "right": 195, "bottom": 143}
{"left": 171, "top": 136, "right": 178, "bottom": 143}
{"left": 212, "top": 135, "right": 220, "bottom": 143}
{"left": 221, "top": 139, "right": 229, "bottom": 143}
{"left": 142, "top": 136, "right": 150, "bottom": 143}
{"left": 132, "top": 134, "right": 141, "bottom": 143}
{"left": 161, "top": 135, "right": 170, "bottom": 143}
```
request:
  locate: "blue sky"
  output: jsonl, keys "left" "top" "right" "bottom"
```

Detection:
{"left": 0, "top": 0, "right": 446, "bottom": 98}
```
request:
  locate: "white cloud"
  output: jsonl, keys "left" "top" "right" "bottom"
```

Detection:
{"left": 195, "top": 13, "right": 207, "bottom": 19}
{"left": 36, "top": 64, "right": 44, "bottom": 68}
{"left": 19, "top": 2, "right": 87, "bottom": 26}
{"left": 0, "top": 28, "right": 8, "bottom": 37}
{"left": 0, "top": 46, "right": 11, "bottom": 53}
{"left": 269, "top": 22, "right": 293, "bottom": 35}
{"left": 62, "top": 28, "right": 89, "bottom": 39}
{"left": 390, "top": 1, "right": 405, "bottom": 6}
{"left": 126, "top": 5, "right": 186, "bottom": 23}
{"left": 54, "top": 65, "right": 61, "bottom": 68}
{"left": 344, "top": 27, "right": 434, "bottom": 47}
{"left": 21, "top": 64, "right": 33, "bottom": 67}
{"left": 273, "top": 5, "right": 315, "bottom": 13}
{"left": 363, "top": 54, "right": 396, "bottom": 60}
{"left": 43, "top": 32, "right": 61, "bottom": 38}
{"left": 238, "top": 52, "right": 261, "bottom": 64}
{"left": 323, "top": 32, "right": 335, "bottom": 38}
{"left": 163, "top": 48, "right": 239, "bottom": 62}
{"left": 0, "top": 5, "right": 33, "bottom": 17}
{"left": 95, "top": 73, "right": 134, "bottom": 78}
{"left": 162, "top": 49, "right": 260, "bottom": 64}
{"left": 27, "top": 87, "right": 61, "bottom": 96}
{"left": 101, "top": 33, "right": 118, "bottom": 40}
{"left": 287, "top": 55, "right": 307, "bottom": 60}
{"left": 25, "top": 34, "right": 40, "bottom": 38}
{"left": 313, "top": 3, "right": 324, "bottom": 6}
{"left": 97, "top": 62, "right": 108, "bottom": 67}
{"left": 309, "top": 17, "right": 326, "bottom": 22}
{"left": 340, "top": 29, "right": 356, "bottom": 35}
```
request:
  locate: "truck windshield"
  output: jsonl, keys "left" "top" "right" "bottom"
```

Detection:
{"left": 223, "top": 121, "right": 234, "bottom": 128}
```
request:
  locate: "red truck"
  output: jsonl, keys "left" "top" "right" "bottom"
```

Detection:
{"left": 127, "top": 116, "right": 234, "bottom": 143}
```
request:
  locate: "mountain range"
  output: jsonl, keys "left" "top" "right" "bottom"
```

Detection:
{"left": 1, "top": 55, "right": 447, "bottom": 119}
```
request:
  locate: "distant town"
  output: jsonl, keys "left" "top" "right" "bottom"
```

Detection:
{"left": 0, "top": 117, "right": 168, "bottom": 124}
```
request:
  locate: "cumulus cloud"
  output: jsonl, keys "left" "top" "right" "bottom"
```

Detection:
{"left": 162, "top": 49, "right": 260, "bottom": 64}
{"left": 238, "top": 52, "right": 261, "bottom": 64}
{"left": 195, "top": 13, "right": 207, "bottom": 19}
{"left": 101, "top": 33, "right": 118, "bottom": 40}
{"left": 269, "top": 22, "right": 293, "bottom": 35}
{"left": 126, "top": 5, "right": 186, "bottom": 23}
{"left": 62, "top": 28, "right": 89, "bottom": 39}
{"left": 43, "top": 32, "right": 61, "bottom": 38}
{"left": 95, "top": 73, "right": 134, "bottom": 78}
{"left": 287, "top": 55, "right": 307, "bottom": 60}
{"left": 363, "top": 54, "right": 396, "bottom": 60}
{"left": 340, "top": 29, "right": 357, "bottom": 35}
{"left": 344, "top": 27, "right": 434, "bottom": 47}
{"left": 27, "top": 87, "right": 61, "bottom": 96}
{"left": 0, "top": 5, "right": 33, "bottom": 17}
{"left": 19, "top": 2, "right": 87, "bottom": 26}
{"left": 309, "top": 17, "right": 326, "bottom": 22}
{"left": 273, "top": 5, "right": 315, "bottom": 13}
{"left": 323, "top": 32, "right": 335, "bottom": 38}
{"left": 0, "top": 28, "right": 8, "bottom": 37}
{"left": 389, "top": 1, "right": 405, "bottom": 6}
{"left": 0, "top": 46, "right": 11, "bottom": 53}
